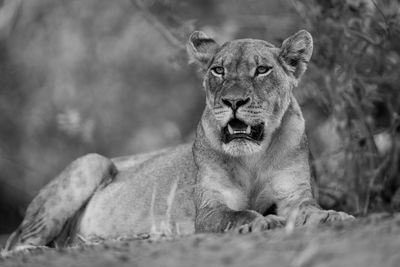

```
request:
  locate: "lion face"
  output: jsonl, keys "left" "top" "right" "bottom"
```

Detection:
{"left": 187, "top": 31, "right": 313, "bottom": 156}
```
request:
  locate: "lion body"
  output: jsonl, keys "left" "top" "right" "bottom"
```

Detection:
{"left": 78, "top": 144, "right": 197, "bottom": 238}
{"left": 77, "top": 93, "right": 307, "bottom": 239}
{"left": 5, "top": 30, "right": 353, "bottom": 251}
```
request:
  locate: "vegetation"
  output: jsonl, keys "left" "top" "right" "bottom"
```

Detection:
{"left": 292, "top": 0, "right": 400, "bottom": 214}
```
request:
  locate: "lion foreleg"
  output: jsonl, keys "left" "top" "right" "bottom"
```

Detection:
{"left": 275, "top": 182, "right": 354, "bottom": 226}
{"left": 194, "top": 188, "right": 285, "bottom": 233}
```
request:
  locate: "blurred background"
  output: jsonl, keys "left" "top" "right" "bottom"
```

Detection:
{"left": 0, "top": 0, "right": 399, "bottom": 242}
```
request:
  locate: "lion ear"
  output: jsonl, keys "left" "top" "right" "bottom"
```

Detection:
{"left": 279, "top": 30, "right": 313, "bottom": 79}
{"left": 187, "top": 31, "right": 219, "bottom": 69}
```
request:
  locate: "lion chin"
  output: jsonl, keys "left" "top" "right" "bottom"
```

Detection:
{"left": 222, "top": 140, "right": 263, "bottom": 156}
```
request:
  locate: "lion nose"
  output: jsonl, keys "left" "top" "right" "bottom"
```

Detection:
{"left": 221, "top": 97, "right": 250, "bottom": 111}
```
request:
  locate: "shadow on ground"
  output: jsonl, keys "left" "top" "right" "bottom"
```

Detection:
{"left": 1, "top": 213, "right": 399, "bottom": 267}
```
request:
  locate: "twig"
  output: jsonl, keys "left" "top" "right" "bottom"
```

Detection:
{"left": 292, "top": 240, "right": 319, "bottom": 267}
{"left": 371, "top": 0, "right": 391, "bottom": 37}
{"left": 363, "top": 155, "right": 391, "bottom": 214}
{"left": 357, "top": 73, "right": 398, "bottom": 84}
{"left": 165, "top": 178, "right": 178, "bottom": 228}
{"left": 150, "top": 183, "right": 157, "bottom": 234}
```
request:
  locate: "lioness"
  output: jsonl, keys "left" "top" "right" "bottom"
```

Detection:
{"left": 5, "top": 30, "right": 353, "bottom": 251}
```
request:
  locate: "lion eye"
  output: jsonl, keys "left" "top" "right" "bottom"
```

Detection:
{"left": 255, "top": 66, "right": 272, "bottom": 76}
{"left": 211, "top": 66, "right": 225, "bottom": 76}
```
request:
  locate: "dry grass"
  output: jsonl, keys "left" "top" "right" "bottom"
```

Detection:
{"left": 1, "top": 213, "right": 399, "bottom": 267}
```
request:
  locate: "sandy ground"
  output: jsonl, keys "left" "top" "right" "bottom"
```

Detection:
{"left": 1, "top": 213, "right": 399, "bottom": 267}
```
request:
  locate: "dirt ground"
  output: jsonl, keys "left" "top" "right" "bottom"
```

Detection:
{"left": 1, "top": 213, "right": 399, "bottom": 267}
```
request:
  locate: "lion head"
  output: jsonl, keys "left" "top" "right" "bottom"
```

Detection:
{"left": 187, "top": 30, "right": 313, "bottom": 156}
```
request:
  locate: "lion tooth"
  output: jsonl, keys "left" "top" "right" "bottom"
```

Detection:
{"left": 246, "top": 125, "right": 251, "bottom": 135}
{"left": 228, "top": 124, "right": 234, "bottom": 135}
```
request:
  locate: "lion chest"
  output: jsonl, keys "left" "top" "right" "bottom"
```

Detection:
{"left": 223, "top": 165, "right": 275, "bottom": 213}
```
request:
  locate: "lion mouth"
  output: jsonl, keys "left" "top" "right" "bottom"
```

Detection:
{"left": 221, "top": 118, "right": 264, "bottom": 144}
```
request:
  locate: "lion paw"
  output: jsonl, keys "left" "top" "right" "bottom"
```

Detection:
{"left": 237, "top": 214, "right": 286, "bottom": 234}
{"left": 299, "top": 209, "right": 355, "bottom": 225}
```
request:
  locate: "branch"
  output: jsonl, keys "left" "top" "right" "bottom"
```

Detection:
{"left": 346, "top": 28, "right": 382, "bottom": 46}
{"left": 0, "top": 0, "right": 22, "bottom": 39}
{"left": 129, "top": 0, "right": 185, "bottom": 51}
{"left": 287, "top": 0, "right": 313, "bottom": 29}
